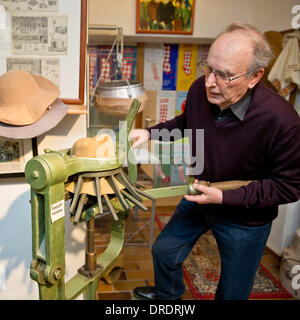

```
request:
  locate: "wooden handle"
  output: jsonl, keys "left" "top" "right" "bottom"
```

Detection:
{"left": 187, "top": 180, "right": 257, "bottom": 195}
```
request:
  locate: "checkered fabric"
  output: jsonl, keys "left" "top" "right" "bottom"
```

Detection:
{"left": 121, "top": 59, "right": 133, "bottom": 80}
{"left": 88, "top": 49, "right": 97, "bottom": 90}
{"left": 99, "top": 58, "right": 111, "bottom": 82}
{"left": 163, "top": 45, "right": 171, "bottom": 74}
{"left": 159, "top": 100, "right": 169, "bottom": 123}
{"left": 183, "top": 51, "right": 191, "bottom": 75}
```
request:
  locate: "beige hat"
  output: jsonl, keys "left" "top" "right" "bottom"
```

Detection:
{"left": 66, "top": 133, "right": 124, "bottom": 196}
{"left": 0, "top": 98, "right": 68, "bottom": 139}
{"left": 0, "top": 70, "right": 60, "bottom": 125}
{"left": 70, "top": 134, "right": 116, "bottom": 158}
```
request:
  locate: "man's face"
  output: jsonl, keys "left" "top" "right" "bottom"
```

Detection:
{"left": 205, "top": 33, "right": 256, "bottom": 109}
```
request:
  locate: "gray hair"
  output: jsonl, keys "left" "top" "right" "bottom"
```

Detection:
{"left": 217, "top": 22, "right": 274, "bottom": 74}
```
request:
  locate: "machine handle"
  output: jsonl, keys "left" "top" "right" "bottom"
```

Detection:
{"left": 187, "top": 180, "right": 257, "bottom": 195}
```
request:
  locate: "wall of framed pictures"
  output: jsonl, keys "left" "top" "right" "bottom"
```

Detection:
{"left": 0, "top": 0, "right": 87, "bottom": 104}
{"left": 0, "top": 138, "right": 34, "bottom": 178}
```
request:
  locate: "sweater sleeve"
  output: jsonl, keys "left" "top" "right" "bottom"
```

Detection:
{"left": 222, "top": 123, "right": 300, "bottom": 208}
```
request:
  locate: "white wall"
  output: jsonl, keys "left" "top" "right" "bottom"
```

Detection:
{"left": 0, "top": 115, "right": 87, "bottom": 300}
{"left": 88, "top": 0, "right": 299, "bottom": 39}
{"left": 0, "top": 179, "right": 35, "bottom": 299}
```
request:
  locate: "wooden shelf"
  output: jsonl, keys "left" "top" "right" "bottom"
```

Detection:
{"left": 67, "top": 104, "right": 87, "bottom": 115}
{"left": 88, "top": 33, "right": 214, "bottom": 46}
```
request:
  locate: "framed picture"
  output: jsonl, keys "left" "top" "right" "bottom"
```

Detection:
{"left": 0, "top": 138, "right": 35, "bottom": 178}
{"left": 136, "top": 0, "right": 195, "bottom": 35}
{"left": 0, "top": 0, "right": 87, "bottom": 105}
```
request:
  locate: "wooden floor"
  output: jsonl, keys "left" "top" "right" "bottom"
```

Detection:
{"left": 95, "top": 206, "right": 287, "bottom": 300}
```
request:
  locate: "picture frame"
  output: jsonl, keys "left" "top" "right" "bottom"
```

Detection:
{"left": 0, "top": 138, "right": 35, "bottom": 178}
{"left": 136, "top": 0, "right": 195, "bottom": 35}
{"left": 0, "top": 0, "right": 87, "bottom": 105}
{"left": 64, "top": 0, "right": 87, "bottom": 104}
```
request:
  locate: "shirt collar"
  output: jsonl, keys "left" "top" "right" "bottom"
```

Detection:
{"left": 229, "top": 89, "right": 252, "bottom": 121}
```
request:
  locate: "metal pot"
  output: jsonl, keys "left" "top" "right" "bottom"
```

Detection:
{"left": 93, "top": 80, "right": 148, "bottom": 116}
{"left": 95, "top": 80, "right": 145, "bottom": 99}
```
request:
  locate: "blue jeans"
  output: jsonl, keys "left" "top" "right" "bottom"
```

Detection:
{"left": 152, "top": 198, "right": 272, "bottom": 300}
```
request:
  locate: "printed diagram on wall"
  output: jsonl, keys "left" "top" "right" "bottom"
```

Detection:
{"left": 11, "top": 15, "right": 68, "bottom": 55}
{"left": 0, "top": 0, "right": 87, "bottom": 104}
{"left": 0, "top": 0, "right": 59, "bottom": 12}
{"left": 6, "top": 57, "right": 60, "bottom": 86}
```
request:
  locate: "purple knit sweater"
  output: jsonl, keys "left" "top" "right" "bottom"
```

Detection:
{"left": 148, "top": 76, "right": 300, "bottom": 225}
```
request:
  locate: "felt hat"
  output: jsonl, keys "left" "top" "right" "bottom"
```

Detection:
{"left": 66, "top": 134, "right": 124, "bottom": 196}
{"left": 70, "top": 134, "right": 116, "bottom": 158}
{"left": 0, "top": 98, "right": 68, "bottom": 139}
{"left": 0, "top": 70, "right": 60, "bottom": 126}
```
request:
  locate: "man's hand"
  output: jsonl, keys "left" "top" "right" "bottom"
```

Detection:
{"left": 129, "top": 129, "right": 150, "bottom": 149}
{"left": 184, "top": 179, "right": 223, "bottom": 205}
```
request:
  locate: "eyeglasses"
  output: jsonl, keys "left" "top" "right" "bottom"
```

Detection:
{"left": 198, "top": 58, "right": 250, "bottom": 86}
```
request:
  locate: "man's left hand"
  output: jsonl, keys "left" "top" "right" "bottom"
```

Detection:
{"left": 184, "top": 180, "right": 223, "bottom": 205}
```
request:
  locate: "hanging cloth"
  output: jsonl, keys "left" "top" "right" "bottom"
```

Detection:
{"left": 268, "top": 37, "right": 300, "bottom": 100}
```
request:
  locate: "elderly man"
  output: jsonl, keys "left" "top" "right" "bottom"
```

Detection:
{"left": 129, "top": 22, "right": 300, "bottom": 300}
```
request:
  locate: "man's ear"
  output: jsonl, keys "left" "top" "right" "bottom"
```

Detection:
{"left": 248, "top": 68, "right": 264, "bottom": 89}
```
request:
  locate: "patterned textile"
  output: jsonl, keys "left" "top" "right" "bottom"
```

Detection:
{"left": 163, "top": 45, "right": 172, "bottom": 74}
{"left": 183, "top": 50, "right": 191, "bottom": 75}
{"left": 158, "top": 99, "right": 169, "bottom": 123}
{"left": 121, "top": 59, "right": 133, "bottom": 80}
{"left": 155, "top": 214, "right": 292, "bottom": 300}
{"left": 88, "top": 48, "right": 98, "bottom": 91}
{"left": 99, "top": 58, "right": 111, "bottom": 82}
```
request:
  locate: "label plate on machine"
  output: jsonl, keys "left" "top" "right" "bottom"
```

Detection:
{"left": 50, "top": 200, "right": 65, "bottom": 223}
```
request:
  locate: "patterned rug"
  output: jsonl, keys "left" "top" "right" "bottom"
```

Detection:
{"left": 155, "top": 213, "right": 291, "bottom": 299}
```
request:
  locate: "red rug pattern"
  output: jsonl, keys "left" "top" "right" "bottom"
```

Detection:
{"left": 155, "top": 213, "right": 291, "bottom": 299}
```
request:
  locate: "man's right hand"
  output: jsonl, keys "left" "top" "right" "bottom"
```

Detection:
{"left": 129, "top": 129, "right": 150, "bottom": 149}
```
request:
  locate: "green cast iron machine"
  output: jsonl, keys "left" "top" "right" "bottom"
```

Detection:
{"left": 25, "top": 99, "right": 151, "bottom": 300}
{"left": 25, "top": 99, "right": 254, "bottom": 300}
